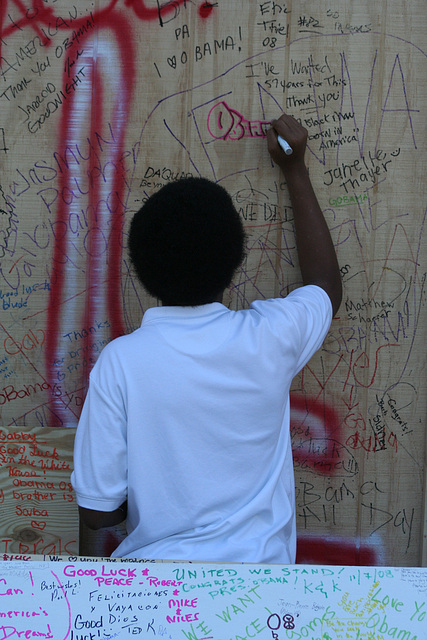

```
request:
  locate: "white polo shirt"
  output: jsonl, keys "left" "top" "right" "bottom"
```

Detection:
{"left": 72, "top": 285, "right": 332, "bottom": 563}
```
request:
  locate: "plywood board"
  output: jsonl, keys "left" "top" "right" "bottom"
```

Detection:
{"left": 0, "top": 426, "right": 78, "bottom": 556}
{"left": 0, "top": 1, "right": 426, "bottom": 566}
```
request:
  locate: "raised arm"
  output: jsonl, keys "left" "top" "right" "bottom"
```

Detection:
{"left": 267, "top": 113, "right": 342, "bottom": 316}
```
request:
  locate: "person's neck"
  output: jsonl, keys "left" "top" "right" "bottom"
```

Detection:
{"left": 161, "top": 291, "right": 224, "bottom": 306}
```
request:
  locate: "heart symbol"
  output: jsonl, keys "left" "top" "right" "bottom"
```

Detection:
{"left": 31, "top": 521, "right": 46, "bottom": 531}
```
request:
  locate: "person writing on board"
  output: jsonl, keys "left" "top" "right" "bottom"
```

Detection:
{"left": 71, "top": 112, "right": 342, "bottom": 563}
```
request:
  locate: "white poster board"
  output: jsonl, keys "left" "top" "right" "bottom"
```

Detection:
{"left": 0, "top": 558, "right": 426, "bottom": 639}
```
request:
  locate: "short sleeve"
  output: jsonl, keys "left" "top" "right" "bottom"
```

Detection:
{"left": 249, "top": 284, "right": 332, "bottom": 375}
{"left": 71, "top": 373, "right": 128, "bottom": 511}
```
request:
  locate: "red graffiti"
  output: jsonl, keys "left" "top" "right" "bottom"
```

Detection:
{"left": 43, "top": 8, "right": 135, "bottom": 425}
{"left": 125, "top": 0, "right": 191, "bottom": 24}
{"left": 291, "top": 394, "right": 380, "bottom": 566}
{"left": 0, "top": 0, "right": 212, "bottom": 51}
{"left": 0, "top": 0, "right": 55, "bottom": 45}
{"left": 199, "top": 2, "right": 217, "bottom": 19}
{"left": 346, "top": 429, "right": 398, "bottom": 455}
{"left": 207, "top": 101, "right": 270, "bottom": 141}
{"left": 4, "top": 329, "right": 45, "bottom": 356}
{"left": 0, "top": 1, "right": 215, "bottom": 426}
{"left": 297, "top": 536, "right": 377, "bottom": 566}
{"left": 290, "top": 394, "right": 352, "bottom": 476}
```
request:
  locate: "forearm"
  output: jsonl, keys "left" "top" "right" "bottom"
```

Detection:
{"left": 283, "top": 162, "right": 342, "bottom": 314}
{"left": 267, "top": 114, "right": 342, "bottom": 315}
{"left": 79, "top": 500, "right": 127, "bottom": 530}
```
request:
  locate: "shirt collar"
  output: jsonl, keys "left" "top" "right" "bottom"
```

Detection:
{"left": 141, "top": 302, "right": 227, "bottom": 326}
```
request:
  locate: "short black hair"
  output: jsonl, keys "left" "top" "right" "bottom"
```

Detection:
{"left": 129, "top": 177, "right": 245, "bottom": 306}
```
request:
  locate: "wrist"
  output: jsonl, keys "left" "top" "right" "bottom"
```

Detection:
{"left": 279, "top": 159, "right": 308, "bottom": 177}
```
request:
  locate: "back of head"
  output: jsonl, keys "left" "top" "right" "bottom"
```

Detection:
{"left": 129, "top": 177, "right": 245, "bottom": 306}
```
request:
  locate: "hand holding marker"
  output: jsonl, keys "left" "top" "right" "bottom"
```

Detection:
{"left": 277, "top": 135, "right": 293, "bottom": 155}
{"left": 268, "top": 114, "right": 302, "bottom": 159}
{"left": 268, "top": 114, "right": 309, "bottom": 169}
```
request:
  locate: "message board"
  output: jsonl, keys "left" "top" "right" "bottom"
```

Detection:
{"left": 0, "top": 426, "right": 78, "bottom": 557}
{"left": 0, "top": 1, "right": 426, "bottom": 567}
{"left": 0, "top": 558, "right": 426, "bottom": 639}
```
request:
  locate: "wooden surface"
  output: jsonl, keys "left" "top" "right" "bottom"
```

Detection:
{"left": 0, "top": 426, "right": 78, "bottom": 556}
{"left": 0, "top": 1, "right": 426, "bottom": 567}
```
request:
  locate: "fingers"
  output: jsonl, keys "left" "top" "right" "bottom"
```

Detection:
{"left": 271, "top": 114, "right": 306, "bottom": 141}
{"left": 266, "top": 126, "right": 279, "bottom": 154}
{"left": 268, "top": 113, "right": 307, "bottom": 158}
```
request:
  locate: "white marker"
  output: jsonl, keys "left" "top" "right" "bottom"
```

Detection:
{"left": 277, "top": 135, "right": 293, "bottom": 155}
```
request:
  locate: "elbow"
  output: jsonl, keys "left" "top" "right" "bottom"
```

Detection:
{"left": 78, "top": 504, "right": 127, "bottom": 530}
{"left": 79, "top": 507, "right": 106, "bottom": 530}
{"left": 309, "top": 278, "right": 342, "bottom": 317}
{"left": 331, "top": 281, "right": 343, "bottom": 317}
